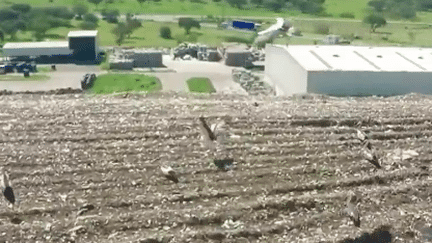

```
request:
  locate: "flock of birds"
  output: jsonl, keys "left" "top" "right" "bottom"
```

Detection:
{"left": 0, "top": 117, "right": 394, "bottom": 242}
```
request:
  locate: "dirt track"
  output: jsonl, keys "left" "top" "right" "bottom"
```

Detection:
{"left": 0, "top": 92, "right": 431, "bottom": 242}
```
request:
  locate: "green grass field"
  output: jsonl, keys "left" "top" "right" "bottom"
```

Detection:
{"left": 92, "top": 73, "right": 162, "bottom": 93}
{"left": 186, "top": 77, "right": 216, "bottom": 93}
{"left": 324, "top": 0, "right": 369, "bottom": 19}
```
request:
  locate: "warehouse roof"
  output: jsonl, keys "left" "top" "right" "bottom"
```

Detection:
{"left": 2, "top": 41, "right": 71, "bottom": 56}
{"left": 67, "top": 30, "right": 98, "bottom": 38}
{"left": 3, "top": 41, "right": 69, "bottom": 49}
{"left": 277, "top": 45, "right": 432, "bottom": 72}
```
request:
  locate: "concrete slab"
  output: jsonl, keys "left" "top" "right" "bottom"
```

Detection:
{"left": 152, "top": 55, "right": 247, "bottom": 95}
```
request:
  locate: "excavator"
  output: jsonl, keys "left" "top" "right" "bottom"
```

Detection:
{"left": 253, "top": 18, "right": 292, "bottom": 49}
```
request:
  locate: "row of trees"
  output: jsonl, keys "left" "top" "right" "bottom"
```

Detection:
{"left": 0, "top": 4, "right": 76, "bottom": 41}
{"left": 367, "top": 0, "right": 432, "bottom": 20}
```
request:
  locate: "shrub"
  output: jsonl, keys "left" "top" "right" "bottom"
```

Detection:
{"left": 102, "top": 9, "right": 119, "bottom": 23}
{"left": 190, "top": 0, "right": 206, "bottom": 3}
{"left": 0, "top": 8, "right": 19, "bottom": 22}
{"left": 11, "top": 4, "right": 31, "bottom": 13}
{"left": 339, "top": 12, "right": 355, "bottom": 19}
{"left": 314, "top": 23, "right": 330, "bottom": 35}
{"left": 292, "top": 28, "right": 302, "bottom": 36}
{"left": 46, "top": 16, "right": 71, "bottom": 28}
{"left": 83, "top": 13, "right": 99, "bottom": 23}
{"left": 160, "top": 26, "right": 172, "bottom": 39}
{"left": 43, "top": 6, "right": 75, "bottom": 19}
{"left": 73, "top": 4, "right": 88, "bottom": 19}
{"left": 79, "top": 21, "right": 97, "bottom": 30}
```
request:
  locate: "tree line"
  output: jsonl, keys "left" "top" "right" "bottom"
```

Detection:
{"left": 363, "top": 0, "right": 431, "bottom": 32}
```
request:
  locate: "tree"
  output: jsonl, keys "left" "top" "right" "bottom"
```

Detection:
{"left": 43, "top": 7, "right": 75, "bottom": 19}
{"left": 112, "top": 22, "right": 127, "bottom": 46}
{"left": 73, "top": 4, "right": 88, "bottom": 19}
{"left": 251, "top": 0, "right": 263, "bottom": 6}
{"left": 0, "top": 30, "right": 4, "bottom": 42}
{"left": 137, "top": 0, "right": 146, "bottom": 5}
{"left": 84, "top": 13, "right": 99, "bottom": 24}
{"left": 88, "top": 0, "right": 103, "bottom": 9}
{"left": 178, "top": 17, "right": 200, "bottom": 34}
{"left": 79, "top": 21, "right": 97, "bottom": 30}
{"left": 0, "top": 9, "right": 19, "bottom": 22}
{"left": 28, "top": 17, "right": 52, "bottom": 41}
{"left": 226, "top": 0, "right": 247, "bottom": 8}
{"left": 124, "top": 18, "right": 142, "bottom": 38}
{"left": 263, "top": 0, "right": 285, "bottom": 12}
{"left": 368, "top": 0, "right": 386, "bottom": 12}
{"left": 102, "top": 9, "right": 119, "bottom": 23}
{"left": 160, "top": 26, "right": 171, "bottom": 39}
{"left": 417, "top": 0, "right": 432, "bottom": 11}
{"left": 11, "top": 4, "right": 31, "bottom": 13}
{"left": 363, "top": 13, "right": 386, "bottom": 32}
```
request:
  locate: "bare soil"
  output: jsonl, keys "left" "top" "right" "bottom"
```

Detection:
{"left": 0, "top": 91, "right": 430, "bottom": 242}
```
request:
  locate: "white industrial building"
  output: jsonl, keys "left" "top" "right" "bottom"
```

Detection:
{"left": 2, "top": 30, "right": 100, "bottom": 63}
{"left": 265, "top": 44, "right": 432, "bottom": 96}
{"left": 2, "top": 41, "right": 71, "bottom": 57}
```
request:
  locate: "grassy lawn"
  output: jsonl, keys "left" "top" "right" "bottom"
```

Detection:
{"left": 3, "top": 0, "right": 432, "bottom": 49}
{"left": 186, "top": 77, "right": 216, "bottom": 93}
{"left": 323, "top": 0, "right": 369, "bottom": 19}
{"left": 0, "top": 74, "right": 50, "bottom": 81}
{"left": 91, "top": 73, "right": 162, "bottom": 94}
{"left": 3, "top": 0, "right": 292, "bottom": 17}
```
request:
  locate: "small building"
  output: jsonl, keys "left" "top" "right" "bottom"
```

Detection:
{"left": 265, "top": 44, "right": 432, "bottom": 96}
{"left": 68, "top": 30, "right": 99, "bottom": 62}
{"left": 225, "top": 49, "right": 252, "bottom": 67}
{"left": 132, "top": 50, "right": 163, "bottom": 67}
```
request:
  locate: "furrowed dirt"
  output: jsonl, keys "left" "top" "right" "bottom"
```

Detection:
{"left": 0, "top": 92, "right": 431, "bottom": 242}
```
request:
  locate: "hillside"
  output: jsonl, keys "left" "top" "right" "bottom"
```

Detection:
{"left": 0, "top": 91, "right": 430, "bottom": 242}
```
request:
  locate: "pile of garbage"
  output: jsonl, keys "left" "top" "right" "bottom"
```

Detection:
{"left": 173, "top": 43, "right": 221, "bottom": 61}
{"left": 249, "top": 47, "right": 265, "bottom": 62}
{"left": 232, "top": 68, "right": 275, "bottom": 96}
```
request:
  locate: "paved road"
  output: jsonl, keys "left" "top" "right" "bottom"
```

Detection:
{"left": 0, "top": 64, "right": 104, "bottom": 92}
{"left": 0, "top": 58, "right": 247, "bottom": 95}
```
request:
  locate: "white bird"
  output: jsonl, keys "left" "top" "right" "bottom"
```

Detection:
{"left": 160, "top": 165, "right": 179, "bottom": 183}
{"left": 0, "top": 167, "right": 15, "bottom": 208}
{"left": 356, "top": 129, "right": 369, "bottom": 142}
{"left": 198, "top": 117, "right": 235, "bottom": 170}
{"left": 343, "top": 193, "right": 360, "bottom": 227}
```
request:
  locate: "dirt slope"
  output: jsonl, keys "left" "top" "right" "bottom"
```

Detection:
{"left": 0, "top": 92, "right": 430, "bottom": 242}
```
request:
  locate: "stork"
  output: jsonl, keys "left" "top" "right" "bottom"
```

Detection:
{"left": 198, "top": 117, "right": 235, "bottom": 171}
{"left": 343, "top": 193, "right": 360, "bottom": 227}
{"left": 356, "top": 129, "right": 369, "bottom": 142}
{"left": 0, "top": 167, "right": 15, "bottom": 209}
{"left": 160, "top": 165, "right": 179, "bottom": 183}
{"left": 362, "top": 148, "right": 381, "bottom": 169}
